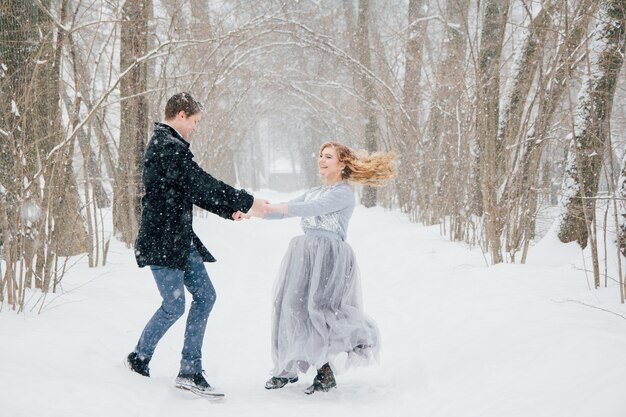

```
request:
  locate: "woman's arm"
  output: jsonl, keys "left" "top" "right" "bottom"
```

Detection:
{"left": 285, "top": 184, "right": 353, "bottom": 218}
{"left": 259, "top": 192, "right": 306, "bottom": 219}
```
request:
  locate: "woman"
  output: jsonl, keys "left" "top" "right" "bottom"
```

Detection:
{"left": 258, "top": 141, "right": 395, "bottom": 394}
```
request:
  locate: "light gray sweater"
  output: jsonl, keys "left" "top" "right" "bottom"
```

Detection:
{"left": 265, "top": 182, "right": 355, "bottom": 240}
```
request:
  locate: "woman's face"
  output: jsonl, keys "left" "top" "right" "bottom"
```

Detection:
{"left": 318, "top": 146, "right": 345, "bottom": 182}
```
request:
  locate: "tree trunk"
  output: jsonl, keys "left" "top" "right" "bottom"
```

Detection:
{"left": 616, "top": 149, "right": 626, "bottom": 257}
{"left": 39, "top": 0, "right": 88, "bottom": 270}
{"left": 422, "top": 0, "right": 470, "bottom": 230}
{"left": 53, "top": 0, "right": 88, "bottom": 260}
{"left": 475, "top": 0, "right": 510, "bottom": 263}
{"left": 496, "top": 2, "right": 554, "bottom": 259}
{"left": 66, "top": 30, "right": 111, "bottom": 208}
{"left": 497, "top": 3, "right": 553, "bottom": 149}
{"left": 0, "top": 0, "right": 33, "bottom": 300}
{"left": 396, "top": 0, "right": 427, "bottom": 214}
{"left": 0, "top": 0, "right": 88, "bottom": 300}
{"left": 356, "top": 0, "right": 378, "bottom": 207}
{"left": 114, "top": 0, "right": 152, "bottom": 245}
{"left": 509, "top": 0, "right": 594, "bottom": 262}
{"left": 558, "top": 0, "right": 626, "bottom": 248}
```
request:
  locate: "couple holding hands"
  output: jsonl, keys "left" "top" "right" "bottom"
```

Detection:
{"left": 125, "top": 92, "right": 395, "bottom": 397}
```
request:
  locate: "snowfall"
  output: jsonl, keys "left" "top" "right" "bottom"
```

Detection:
{"left": 2, "top": 189, "right": 626, "bottom": 417}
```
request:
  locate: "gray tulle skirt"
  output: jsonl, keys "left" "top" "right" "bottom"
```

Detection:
{"left": 271, "top": 229, "right": 380, "bottom": 377}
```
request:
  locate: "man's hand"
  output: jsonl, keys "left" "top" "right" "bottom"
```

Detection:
{"left": 233, "top": 198, "right": 271, "bottom": 220}
{"left": 247, "top": 198, "right": 271, "bottom": 218}
{"left": 232, "top": 211, "right": 247, "bottom": 221}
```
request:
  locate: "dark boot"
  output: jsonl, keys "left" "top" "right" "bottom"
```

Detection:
{"left": 304, "top": 363, "right": 336, "bottom": 394}
{"left": 126, "top": 352, "right": 150, "bottom": 377}
{"left": 264, "top": 375, "right": 299, "bottom": 389}
{"left": 175, "top": 371, "right": 224, "bottom": 398}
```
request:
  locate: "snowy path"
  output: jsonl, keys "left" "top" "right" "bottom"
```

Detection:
{"left": 2, "top": 190, "right": 626, "bottom": 417}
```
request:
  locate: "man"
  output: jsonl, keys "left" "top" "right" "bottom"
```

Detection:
{"left": 126, "top": 92, "right": 267, "bottom": 397}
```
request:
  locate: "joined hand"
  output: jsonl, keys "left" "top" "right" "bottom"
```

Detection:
{"left": 232, "top": 198, "right": 273, "bottom": 220}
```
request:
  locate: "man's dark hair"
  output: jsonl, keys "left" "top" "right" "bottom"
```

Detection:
{"left": 164, "top": 92, "right": 204, "bottom": 119}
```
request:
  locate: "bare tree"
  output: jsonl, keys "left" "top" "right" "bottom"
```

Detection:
{"left": 396, "top": 0, "right": 428, "bottom": 215}
{"left": 475, "top": 0, "right": 510, "bottom": 263}
{"left": 558, "top": 0, "right": 626, "bottom": 250}
{"left": 507, "top": 0, "right": 595, "bottom": 262}
{"left": 113, "top": 0, "right": 152, "bottom": 246}
{"left": 421, "top": 0, "right": 471, "bottom": 233}
{"left": 0, "top": 0, "right": 88, "bottom": 309}
{"left": 490, "top": 1, "right": 556, "bottom": 263}
{"left": 356, "top": 0, "right": 379, "bottom": 207}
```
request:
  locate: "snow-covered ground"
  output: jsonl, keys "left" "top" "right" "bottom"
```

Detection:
{"left": 2, "top": 189, "right": 626, "bottom": 417}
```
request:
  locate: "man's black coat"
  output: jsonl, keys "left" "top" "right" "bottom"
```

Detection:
{"left": 135, "top": 122, "right": 254, "bottom": 270}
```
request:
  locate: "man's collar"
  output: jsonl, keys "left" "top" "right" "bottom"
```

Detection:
{"left": 155, "top": 122, "right": 190, "bottom": 148}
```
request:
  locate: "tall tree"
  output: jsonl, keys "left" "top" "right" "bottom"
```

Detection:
{"left": 421, "top": 0, "right": 470, "bottom": 230}
{"left": 495, "top": 1, "right": 555, "bottom": 262}
{"left": 356, "top": 0, "right": 378, "bottom": 207}
{"left": 0, "top": 0, "right": 88, "bottom": 304}
{"left": 43, "top": 0, "right": 88, "bottom": 264}
{"left": 113, "top": 0, "right": 152, "bottom": 245}
{"left": 0, "top": 0, "right": 37, "bottom": 191}
{"left": 396, "top": 0, "right": 428, "bottom": 214}
{"left": 507, "top": 0, "right": 594, "bottom": 262}
{"left": 558, "top": 0, "right": 626, "bottom": 250}
{"left": 66, "top": 26, "right": 111, "bottom": 209}
{"left": 475, "top": 0, "right": 510, "bottom": 263}
{"left": 0, "top": 0, "right": 38, "bottom": 304}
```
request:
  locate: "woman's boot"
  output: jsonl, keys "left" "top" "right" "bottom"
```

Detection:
{"left": 304, "top": 363, "right": 336, "bottom": 394}
{"left": 265, "top": 375, "right": 298, "bottom": 389}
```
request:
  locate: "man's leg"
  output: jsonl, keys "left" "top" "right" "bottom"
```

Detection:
{"left": 134, "top": 266, "right": 186, "bottom": 362}
{"left": 179, "top": 247, "right": 216, "bottom": 374}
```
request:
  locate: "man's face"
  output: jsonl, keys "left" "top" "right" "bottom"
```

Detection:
{"left": 171, "top": 111, "right": 202, "bottom": 139}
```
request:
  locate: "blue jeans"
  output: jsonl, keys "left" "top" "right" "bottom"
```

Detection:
{"left": 135, "top": 246, "right": 216, "bottom": 374}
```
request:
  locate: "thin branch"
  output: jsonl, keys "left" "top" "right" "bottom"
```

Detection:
{"left": 554, "top": 298, "right": 626, "bottom": 320}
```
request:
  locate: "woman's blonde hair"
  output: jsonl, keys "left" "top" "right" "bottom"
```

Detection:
{"left": 319, "top": 141, "right": 396, "bottom": 186}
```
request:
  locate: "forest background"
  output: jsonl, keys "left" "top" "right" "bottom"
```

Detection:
{"left": 2, "top": 0, "right": 626, "bottom": 310}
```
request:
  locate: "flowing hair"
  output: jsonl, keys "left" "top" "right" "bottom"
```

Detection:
{"left": 319, "top": 142, "right": 396, "bottom": 186}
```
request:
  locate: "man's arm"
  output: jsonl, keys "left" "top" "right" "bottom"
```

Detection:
{"left": 189, "top": 159, "right": 254, "bottom": 214}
